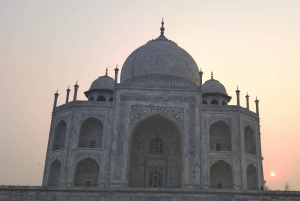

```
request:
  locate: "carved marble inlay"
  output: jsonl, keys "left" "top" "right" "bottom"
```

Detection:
{"left": 120, "top": 75, "right": 197, "bottom": 89}
{"left": 130, "top": 106, "right": 184, "bottom": 130}
{"left": 54, "top": 115, "right": 68, "bottom": 126}
{"left": 245, "top": 159, "right": 258, "bottom": 169}
{"left": 209, "top": 157, "right": 233, "bottom": 167}
{"left": 114, "top": 95, "right": 196, "bottom": 182}
{"left": 79, "top": 114, "right": 105, "bottom": 123}
{"left": 243, "top": 120, "right": 255, "bottom": 130}
{"left": 75, "top": 154, "right": 101, "bottom": 165}
{"left": 209, "top": 117, "right": 231, "bottom": 127}
{"left": 50, "top": 155, "right": 64, "bottom": 164}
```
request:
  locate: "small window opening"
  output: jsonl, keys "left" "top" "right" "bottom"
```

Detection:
{"left": 89, "top": 97, "right": 94, "bottom": 101}
{"left": 216, "top": 143, "right": 221, "bottom": 151}
{"left": 211, "top": 99, "right": 219, "bottom": 105}
{"left": 109, "top": 97, "right": 113, "bottom": 102}
{"left": 149, "top": 170, "right": 162, "bottom": 188}
{"left": 90, "top": 141, "right": 96, "bottom": 148}
{"left": 150, "top": 138, "right": 163, "bottom": 154}
{"left": 217, "top": 183, "right": 222, "bottom": 189}
{"left": 97, "top": 95, "right": 106, "bottom": 101}
{"left": 202, "top": 100, "right": 208, "bottom": 104}
{"left": 222, "top": 101, "right": 226, "bottom": 105}
{"left": 85, "top": 181, "right": 92, "bottom": 187}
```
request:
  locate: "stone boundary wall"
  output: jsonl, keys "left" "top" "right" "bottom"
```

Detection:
{"left": 0, "top": 187, "right": 299, "bottom": 201}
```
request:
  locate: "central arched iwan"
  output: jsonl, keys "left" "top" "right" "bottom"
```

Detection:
{"left": 129, "top": 114, "right": 182, "bottom": 188}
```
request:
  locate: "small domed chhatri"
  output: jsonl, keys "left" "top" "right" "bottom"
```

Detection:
{"left": 84, "top": 68, "right": 114, "bottom": 101}
{"left": 202, "top": 72, "right": 232, "bottom": 105}
{"left": 120, "top": 19, "right": 200, "bottom": 86}
{"left": 89, "top": 69, "right": 114, "bottom": 91}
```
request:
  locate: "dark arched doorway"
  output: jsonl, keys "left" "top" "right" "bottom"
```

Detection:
{"left": 210, "top": 160, "right": 233, "bottom": 189}
{"left": 74, "top": 158, "right": 99, "bottom": 187}
{"left": 48, "top": 159, "right": 61, "bottom": 186}
{"left": 247, "top": 164, "right": 259, "bottom": 190}
{"left": 129, "top": 114, "right": 182, "bottom": 188}
{"left": 78, "top": 117, "right": 103, "bottom": 148}
{"left": 52, "top": 121, "right": 67, "bottom": 151}
{"left": 209, "top": 121, "right": 231, "bottom": 151}
{"left": 244, "top": 126, "right": 257, "bottom": 155}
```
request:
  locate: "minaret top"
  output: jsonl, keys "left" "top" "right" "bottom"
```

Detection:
{"left": 211, "top": 72, "right": 213, "bottom": 79}
{"left": 105, "top": 67, "right": 108, "bottom": 76}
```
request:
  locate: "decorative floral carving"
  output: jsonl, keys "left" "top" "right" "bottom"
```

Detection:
{"left": 114, "top": 95, "right": 196, "bottom": 182}
{"left": 50, "top": 155, "right": 64, "bottom": 164}
{"left": 54, "top": 115, "right": 69, "bottom": 126}
{"left": 130, "top": 106, "right": 184, "bottom": 130}
{"left": 75, "top": 154, "right": 101, "bottom": 165}
{"left": 243, "top": 120, "right": 255, "bottom": 130}
{"left": 209, "top": 157, "right": 234, "bottom": 167}
{"left": 209, "top": 117, "right": 231, "bottom": 127}
{"left": 120, "top": 75, "right": 197, "bottom": 89}
{"left": 79, "top": 114, "right": 105, "bottom": 123}
{"left": 245, "top": 159, "right": 258, "bottom": 169}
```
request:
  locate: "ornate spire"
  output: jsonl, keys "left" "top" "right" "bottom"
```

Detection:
{"left": 105, "top": 67, "right": 108, "bottom": 76}
{"left": 211, "top": 71, "right": 213, "bottom": 79}
{"left": 160, "top": 18, "right": 165, "bottom": 37}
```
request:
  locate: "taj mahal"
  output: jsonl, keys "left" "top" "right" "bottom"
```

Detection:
{"left": 1, "top": 20, "right": 299, "bottom": 201}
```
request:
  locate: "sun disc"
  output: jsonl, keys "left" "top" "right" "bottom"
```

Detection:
{"left": 271, "top": 172, "right": 275, "bottom": 177}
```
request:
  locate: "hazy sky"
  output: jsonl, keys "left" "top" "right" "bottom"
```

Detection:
{"left": 0, "top": 0, "right": 300, "bottom": 190}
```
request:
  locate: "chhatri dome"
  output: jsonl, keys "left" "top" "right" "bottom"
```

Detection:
{"left": 89, "top": 68, "right": 114, "bottom": 91}
{"left": 120, "top": 19, "right": 200, "bottom": 85}
{"left": 202, "top": 72, "right": 227, "bottom": 95}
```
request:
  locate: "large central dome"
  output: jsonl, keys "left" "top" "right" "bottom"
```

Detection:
{"left": 120, "top": 21, "right": 200, "bottom": 85}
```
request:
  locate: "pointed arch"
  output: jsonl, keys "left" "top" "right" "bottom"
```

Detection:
{"left": 202, "top": 100, "right": 208, "bottom": 104}
{"left": 97, "top": 95, "right": 106, "bottom": 101}
{"left": 246, "top": 163, "right": 259, "bottom": 190}
{"left": 109, "top": 97, "right": 113, "bottom": 101}
{"left": 52, "top": 120, "right": 67, "bottom": 151}
{"left": 129, "top": 114, "right": 182, "bottom": 188}
{"left": 211, "top": 99, "right": 219, "bottom": 105}
{"left": 209, "top": 121, "right": 231, "bottom": 151}
{"left": 210, "top": 160, "right": 233, "bottom": 189}
{"left": 222, "top": 101, "right": 226, "bottom": 105}
{"left": 78, "top": 117, "right": 103, "bottom": 148}
{"left": 244, "top": 126, "right": 257, "bottom": 155}
{"left": 47, "top": 159, "right": 61, "bottom": 186}
{"left": 89, "top": 96, "right": 94, "bottom": 101}
{"left": 74, "top": 157, "right": 99, "bottom": 187}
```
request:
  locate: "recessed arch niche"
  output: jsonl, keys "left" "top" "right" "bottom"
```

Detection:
{"left": 246, "top": 163, "right": 259, "bottom": 190}
{"left": 210, "top": 160, "right": 233, "bottom": 189}
{"left": 78, "top": 117, "right": 103, "bottom": 148}
{"left": 47, "top": 159, "right": 61, "bottom": 186}
{"left": 52, "top": 120, "right": 67, "bottom": 151}
{"left": 209, "top": 121, "right": 231, "bottom": 151}
{"left": 74, "top": 158, "right": 99, "bottom": 187}
{"left": 244, "top": 126, "right": 257, "bottom": 155}
{"left": 129, "top": 114, "right": 182, "bottom": 188}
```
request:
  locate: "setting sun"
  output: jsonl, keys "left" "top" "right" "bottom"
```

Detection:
{"left": 271, "top": 172, "right": 276, "bottom": 177}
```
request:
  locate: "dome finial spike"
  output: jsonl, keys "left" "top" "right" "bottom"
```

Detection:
{"left": 160, "top": 18, "right": 165, "bottom": 36}
{"left": 211, "top": 71, "right": 213, "bottom": 79}
{"left": 105, "top": 67, "right": 108, "bottom": 76}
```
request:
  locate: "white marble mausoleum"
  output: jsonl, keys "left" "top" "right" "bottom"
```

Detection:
{"left": 1, "top": 20, "right": 299, "bottom": 201}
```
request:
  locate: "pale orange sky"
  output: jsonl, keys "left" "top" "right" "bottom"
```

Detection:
{"left": 0, "top": 0, "right": 300, "bottom": 190}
